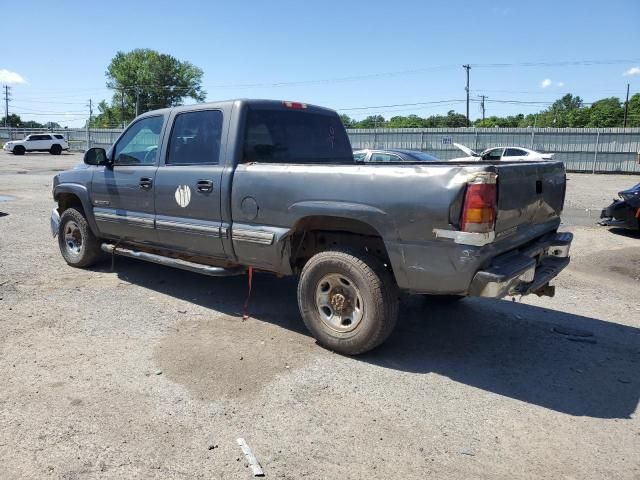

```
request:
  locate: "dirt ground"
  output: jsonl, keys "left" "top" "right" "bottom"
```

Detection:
{"left": 0, "top": 152, "right": 639, "bottom": 480}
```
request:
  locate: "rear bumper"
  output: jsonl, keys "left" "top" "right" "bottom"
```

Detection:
{"left": 468, "top": 231, "right": 572, "bottom": 298}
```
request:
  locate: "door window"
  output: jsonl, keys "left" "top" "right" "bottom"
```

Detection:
{"left": 114, "top": 116, "right": 164, "bottom": 165}
{"left": 167, "top": 110, "right": 223, "bottom": 165}
{"left": 482, "top": 148, "right": 504, "bottom": 161}
{"left": 353, "top": 151, "right": 367, "bottom": 162}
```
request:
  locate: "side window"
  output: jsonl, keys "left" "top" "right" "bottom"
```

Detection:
{"left": 353, "top": 151, "right": 367, "bottom": 162}
{"left": 25, "top": 135, "right": 35, "bottom": 141}
{"left": 114, "top": 116, "right": 164, "bottom": 166}
{"left": 54, "top": 134, "right": 64, "bottom": 140}
{"left": 42, "top": 135, "right": 52, "bottom": 140}
{"left": 167, "top": 110, "right": 223, "bottom": 165}
{"left": 370, "top": 152, "right": 401, "bottom": 163}
{"left": 504, "top": 148, "right": 527, "bottom": 157}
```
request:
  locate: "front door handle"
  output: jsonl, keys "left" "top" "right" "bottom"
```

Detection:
{"left": 139, "top": 177, "right": 153, "bottom": 189}
{"left": 196, "top": 179, "right": 214, "bottom": 193}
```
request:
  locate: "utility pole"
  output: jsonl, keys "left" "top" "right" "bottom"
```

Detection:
{"left": 3, "top": 85, "right": 11, "bottom": 127}
{"left": 463, "top": 65, "right": 471, "bottom": 127}
{"left": 86, "top": 99, "right": 93, "bottom": 150}
{"left": 120, "top": 89, "right": 125, "bottom": 128}
{"left": 135, "top": 88, "right": 140, "bottom": 117}
{"left": 623, "top": 83, "right": 630, "bottom": 128}
{"left": 479, "top": 95, "right": 487, "bottom": 121}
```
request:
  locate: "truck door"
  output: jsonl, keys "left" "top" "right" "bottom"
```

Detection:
{"left": 153, "top": 109, "right": 227, "bottom": 259}
{"left": 90, "top": 115, "right": 165, "bottom": 244}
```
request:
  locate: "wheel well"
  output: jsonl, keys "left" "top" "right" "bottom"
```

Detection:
{"left": 57, "top": 193, "right": 84, "bottom": 216}
{"left": 288, "top": 216, "right": 391, "bottom": 272}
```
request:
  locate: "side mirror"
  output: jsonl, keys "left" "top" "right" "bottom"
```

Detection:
{"left": 84, "top": 147, "right": 108, "bottom": 166}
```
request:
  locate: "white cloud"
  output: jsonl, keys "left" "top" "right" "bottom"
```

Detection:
{"left": 624, "top": 66, "right": 640, "bottom": 76}
{"left": 0, "top": 69, "right": 26, "bottom": 84}
{"left": 541, "top": 78, "right": 565, "bottom": 88}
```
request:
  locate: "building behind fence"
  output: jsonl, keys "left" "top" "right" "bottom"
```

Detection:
{"left": 1, "top": 126, "right": 639, "bottom": 173}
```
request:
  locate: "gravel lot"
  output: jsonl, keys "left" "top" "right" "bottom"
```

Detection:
{"left": 1, "top": 152, "right": 639, "bottom": 479}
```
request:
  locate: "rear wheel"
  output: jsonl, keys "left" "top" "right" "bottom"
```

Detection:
{"left": 297, "top": 249, "right": 398, "bottom": 355}
{"left": 13, "top": 145, "right": 25, "bottom": 155}
{"left": 58, "top": 208, "right": 101, "bottom": 268}
{"left": 50, "top": 144, "right": 62, "bottom": 155}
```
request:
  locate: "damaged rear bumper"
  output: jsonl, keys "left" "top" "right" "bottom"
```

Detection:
{"left": 468, "top": 231, "right": 572, "bottom": 298}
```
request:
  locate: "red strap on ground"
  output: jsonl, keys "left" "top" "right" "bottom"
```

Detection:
{"left": 242, "top": 266, "right": 254, "bottom": 320}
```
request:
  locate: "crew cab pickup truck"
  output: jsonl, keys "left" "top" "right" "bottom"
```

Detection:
{"left": 51, "top": 99, "right": 572, "bottom": 354}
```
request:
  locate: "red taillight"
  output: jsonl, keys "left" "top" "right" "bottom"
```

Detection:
{"left": 282, "top": 101, "right": 307, "bottom": 110}
{"left": 461, "top": 175, "right": 497, "bottom": 233}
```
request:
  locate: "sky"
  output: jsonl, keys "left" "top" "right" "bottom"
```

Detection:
{"left": 3, "top": 0, "right": 640, "bottom": 127}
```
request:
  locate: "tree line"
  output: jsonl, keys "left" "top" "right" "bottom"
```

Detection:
{"left": 340, "top": 93, "right": 640, "bottom": 129}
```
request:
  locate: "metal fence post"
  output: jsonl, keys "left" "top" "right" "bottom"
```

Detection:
{"left": 591, "top": 131, "right": 600, "bottom": 174}
{"left": 474, "top": 130, "right": 478, "bottom": 152}
{"left": 530, "top": 129, "right": 535, "bottom": 149}
{"left": 85, "top": 126, "right": 90, "bottom": 151}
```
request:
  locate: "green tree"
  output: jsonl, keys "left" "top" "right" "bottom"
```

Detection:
{"left": 1, "top": 114, "right": 24, "bottom": 127}
{"left": 587, "top": 97, "right": 623, "bottom": 127}
{"left": 339, "top": 114, "right": 356, "bottom": 128}
{"left": 92, "top": 49, "right": 206, "bottom": 126}
{"left": 356, "top": 115, "right": 387, "bottom": 128}
{"left": 626, "top": 93, "right": 640, "bottom": 127}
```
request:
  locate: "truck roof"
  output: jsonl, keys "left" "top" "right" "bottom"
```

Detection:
{"left": 138, "top": 99, "right": 337, "bottom": 119}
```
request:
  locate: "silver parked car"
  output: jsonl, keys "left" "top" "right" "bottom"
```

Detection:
{"left": 353, "top": 148, "right": 439, "bottom": 163}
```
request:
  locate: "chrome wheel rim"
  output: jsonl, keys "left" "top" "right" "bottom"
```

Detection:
{"left": 63, "top": 220, "right": 83, "bottom": 255}
{"left": 315, "top": 273, "right": 364, "bottom": 332}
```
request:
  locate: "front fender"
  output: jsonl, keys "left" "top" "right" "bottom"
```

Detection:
{"left": 53, "top": 183, "right": 99, "bottom": 236}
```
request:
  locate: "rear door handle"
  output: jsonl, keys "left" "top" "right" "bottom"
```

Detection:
{"left": 196, "top": 179, "right": 214, "bottom": 193}
{"left": 139, "top": 177, "right": 153, "bottom": 189}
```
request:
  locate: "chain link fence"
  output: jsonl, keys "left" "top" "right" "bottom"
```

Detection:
{"left": 1, "top": 126, "right": 639, "bottom": 173}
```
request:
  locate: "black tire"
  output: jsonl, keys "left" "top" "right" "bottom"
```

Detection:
{"left": 13, "top": 145, "right": 25, "bottom": 155}
{"left": 50, "top": 144, "right": 62, "bottom": 155}
{"left": 297, "top": 249, "right": 399, "bottom": 355}
{"left": 58, "top": 208, "right": 101, "bottom": 268}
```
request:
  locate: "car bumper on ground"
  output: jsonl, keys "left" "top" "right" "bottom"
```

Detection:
{"left": 50, "top": 208, "right": 60, "bottom": 237}
{"left": 468, "top": 231, "right": 573, "bottom": 298}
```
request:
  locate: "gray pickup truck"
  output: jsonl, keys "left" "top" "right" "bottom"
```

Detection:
{"left": 51, "top": 99, "right": 572, "bottom": 354}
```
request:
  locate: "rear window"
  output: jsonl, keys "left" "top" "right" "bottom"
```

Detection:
{"left": 243, "top": 109, "right": 353, "bottom": 164}
{"left": 54, "top": 134, "right": 64, "bottom": 139}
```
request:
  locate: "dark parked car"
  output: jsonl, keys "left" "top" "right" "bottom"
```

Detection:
{"left": 599, "top": 183, "right": 640, "bottom": 231}
{"left": 353, "top": 148, "right": 438, "bottom": 163}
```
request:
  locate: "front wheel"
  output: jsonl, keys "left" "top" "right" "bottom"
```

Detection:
{"left": 13, "top": 145, "right": 25, "bottom": 155}
{"left": 297, "top": 249, "right": 398, "bottom": 355}
{"left": 58, "top": 208, "right": 101, "bottom": 267}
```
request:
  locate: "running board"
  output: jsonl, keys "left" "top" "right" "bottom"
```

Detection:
{"left": 101, "top": 244, "right": 246, "bottom": 277}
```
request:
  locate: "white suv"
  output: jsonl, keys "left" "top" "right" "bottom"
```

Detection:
{"left": 3, "top": 133, "right": 69, "bottom": 155}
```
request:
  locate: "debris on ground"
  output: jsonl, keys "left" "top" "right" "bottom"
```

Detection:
{"left": 237, "top": 438, "right": 264, "bottom": 477}
{"left": 552, "top": 326, "right": 594, "bottom": 337}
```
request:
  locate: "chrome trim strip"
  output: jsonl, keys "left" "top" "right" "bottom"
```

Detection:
{"left": 94, "top": 211, "right": 155, "bottom": 228}
{"left": 433, "top": 229, "right": 495, "bottom": 246}
{"left": 232, "top": 228, "right": 275, "bottom": 245}
{"left": 156, "top": 219, "right": 221, "bottom": 237}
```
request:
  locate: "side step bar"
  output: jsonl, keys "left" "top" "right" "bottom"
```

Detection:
{"left": 101, "top": 243, "right": 246, "bottom": 277}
